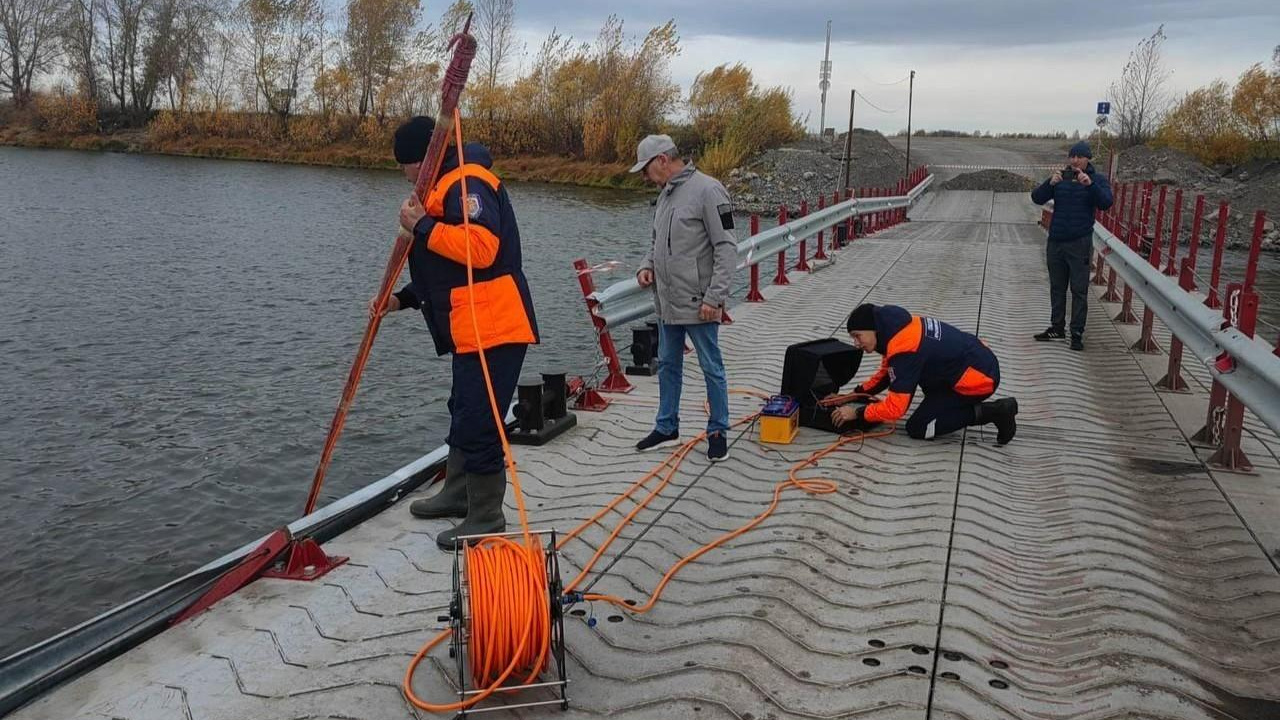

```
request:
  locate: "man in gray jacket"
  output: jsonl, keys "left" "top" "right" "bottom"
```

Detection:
{"left": 632, "top": 134, "right": 737, "bottom": 461}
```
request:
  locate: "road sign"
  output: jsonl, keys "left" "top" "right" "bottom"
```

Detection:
{"left": 1097, "top": 101, "right": 1111, "bottom": 115}
{"left": 1096, "top": 115, "right": 1108, "bottom": 127}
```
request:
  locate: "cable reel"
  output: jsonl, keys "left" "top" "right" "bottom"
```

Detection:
{"left": 442, "top": 529, "right": 570, "bottom": 716}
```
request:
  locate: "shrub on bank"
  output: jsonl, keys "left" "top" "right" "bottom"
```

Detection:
{"left": 31, "top": 90, "right": 97, "bottom": 135}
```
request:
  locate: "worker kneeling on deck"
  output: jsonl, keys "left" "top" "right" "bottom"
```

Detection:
{"left": 830, "top": 304, "right": 1018, "bottom": 445}
{"left": 374, "top": 116, "right": 539, "bottom": 551}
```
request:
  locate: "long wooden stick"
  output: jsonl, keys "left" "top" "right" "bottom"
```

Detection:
{"left": 304, "top": 18, "right": 477, "bottom": 516}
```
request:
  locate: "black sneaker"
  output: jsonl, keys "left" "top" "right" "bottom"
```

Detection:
{"left": 707, "top": 432, "right": 728, "bottom": 462}
{"left": 1034, "top": 327, "right": 1066, "bottom": 341}
{"left": 1070, "top": 335, "right": 1084, "bottom": 352}
{"left": 636, "top": 429, "right": 679, "bottom": 451}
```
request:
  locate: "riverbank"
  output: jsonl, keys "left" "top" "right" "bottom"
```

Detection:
{"left": 0, "top": 125, "right": 648, "bottom": 190}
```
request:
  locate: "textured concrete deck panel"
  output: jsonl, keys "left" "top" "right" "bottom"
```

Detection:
{"left": 15, "top": 192, "right": 1280, "bottom": 720}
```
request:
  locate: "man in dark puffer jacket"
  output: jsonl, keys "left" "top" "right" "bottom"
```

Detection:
{"left": 1030, "top": 141, "right": 1113, "bottom": 351}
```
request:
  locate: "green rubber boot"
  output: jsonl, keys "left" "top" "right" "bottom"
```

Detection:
{"left": 409, "top": 447, "right": 468, "bottom": 519}
{"left": 435, "top": 470, "right": 508, "bottom": 551}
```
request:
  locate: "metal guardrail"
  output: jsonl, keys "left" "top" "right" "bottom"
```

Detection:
{"left": 1093, "top": 222, "right": 1280, "bottom": 435}
{"left": 590, "top": 175, "right": 934, "bottom": 330}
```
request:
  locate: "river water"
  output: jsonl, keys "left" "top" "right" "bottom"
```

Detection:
{"left": 1, "top": 146, "right": 1276, "bottom": 657}
{"left": 0, "top": 147, "right": 655, "bottom": 656}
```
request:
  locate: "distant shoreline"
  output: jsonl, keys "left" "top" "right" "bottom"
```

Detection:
{"left": 0, "top": 126, "right": 648, "bottom": 191}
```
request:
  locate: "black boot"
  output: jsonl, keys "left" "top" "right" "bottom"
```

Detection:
{"left": 436, "top": 470, "right": 508, "bottom": 551}
{"left": 974, "top": 398, "right": 1018, "bottom": 446}
{"left": 409, "top": 447, "right": 468, "bottom": 519}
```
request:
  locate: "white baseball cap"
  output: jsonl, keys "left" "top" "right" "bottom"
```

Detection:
{"left": 630, "top": 134, "right": 677, "bottom": 173}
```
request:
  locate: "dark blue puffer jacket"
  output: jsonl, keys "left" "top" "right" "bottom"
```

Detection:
{"left": 1031, "top": 163, "right": 1114, "bottom": 241}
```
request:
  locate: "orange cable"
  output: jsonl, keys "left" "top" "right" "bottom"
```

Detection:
{"left": 402, "top": 106, "right": 894, "bottom": 709}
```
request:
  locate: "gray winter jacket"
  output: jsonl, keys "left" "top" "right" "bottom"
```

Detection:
{"left": 640, "top": 164, "right": 738, "bottom": 325}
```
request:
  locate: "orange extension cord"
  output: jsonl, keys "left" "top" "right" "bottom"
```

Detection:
{"left": 402, "top": 108, "right": 892, "bottom": 712}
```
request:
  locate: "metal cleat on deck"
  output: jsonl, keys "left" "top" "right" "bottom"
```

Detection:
{"left": 509, "top": 372, "right": 578, "bottom": 446}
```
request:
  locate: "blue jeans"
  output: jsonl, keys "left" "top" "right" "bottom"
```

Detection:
{"left": 655, "top": 322, "right": 729, "bottom": 436}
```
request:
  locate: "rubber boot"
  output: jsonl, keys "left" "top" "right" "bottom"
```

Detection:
{"left": 436, "top": 470, "right": 508, "bottom": 551}
{"left": 974, "top": 398, "right": 1019, "bottom": 446}
{"left": 409, "top": 447, "right": 468, "bottom": 519}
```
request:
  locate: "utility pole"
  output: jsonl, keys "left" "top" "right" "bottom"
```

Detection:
{"left": 841, "top": 89, "right": 856, "bottom": 193}
{"left": 904, "top": 70, "right": 915, "bottom": 180}
{"left": 818, "top": 20, "right": 832, "bottom": 141}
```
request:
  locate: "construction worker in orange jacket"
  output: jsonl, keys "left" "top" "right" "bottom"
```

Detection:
{"left": 831, "top": 304, "right": 1018, "bottom": 444}
{"left": 373, "top": 116, "right": 539, "bottom": 550}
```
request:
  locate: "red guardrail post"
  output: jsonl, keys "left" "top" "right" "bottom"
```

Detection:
{"left": 1094, "top": 182, "right": 1120, "bottom": 285}
{"left": 746, "top": 214, "right": 764, "bottom": 302}
{"left": 573, "top": 258, "right": 633, "bottom": 393}
{"left": 847, "top": 189, "right": 857, "bottom": 241}
{"left": 1206, "top": 200, "right": 1229, "bottom": 309}
{"left": 1207, "top": 285, "right": 1259, "bottom": 472}
{"left": 831, "top": 191, "right": 844, "bottom": 249}
{"left": 1185, "top": 195, "right": 1206, "bottom": 291}
{"left": 1243, "top": 210, "right": 1267, "bottom": 294}
{"left": 1163, "top": 189, "right": 1183, "bottom": 276}
{"left": 1134, "top": 185, "right": 1168, "bottom": 352}
{"left": 1157, "top": 256, "right": 1194, "bottom": 392}
{"left": 814, "top": 194, "right": 829, "bottom": 260}
{"left": 795, "top": 199, "right": 811, "bottom": 272}
{"left": 1191, "top": 279, "right": 1250, "bottom": 448}
{"left": 773, "top": 205, "right": 791, "bottom": 285}
{"left": 1116, "top": 182, "right": 1152, "bottom": 323}
{"left": 1102, "top": 183, "right": 1127, "bottom": 302}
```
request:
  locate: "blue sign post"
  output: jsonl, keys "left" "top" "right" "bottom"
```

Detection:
{"left": 1097, "top": 101, "right": 1111, "bottom": 115}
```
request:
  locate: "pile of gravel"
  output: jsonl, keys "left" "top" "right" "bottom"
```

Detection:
{"left": 725, "top": 129, "right": 909, "bottom": 215}
{"left": 1115, "top": 145, "right": 1278, "bottom": 252}
{"left": 1115, "top": 145, "right": 1223, "bottom": 187}
{"left": 940, "top": 169, "right": 1035, "bottom": 193}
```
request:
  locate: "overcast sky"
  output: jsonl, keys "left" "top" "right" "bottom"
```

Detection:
{"left": 499, "top": 0, "right": 1280, "bottom": 135}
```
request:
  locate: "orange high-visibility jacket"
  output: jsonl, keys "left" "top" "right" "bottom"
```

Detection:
{"left": 396, "top": 142, "right": 538, "bottom": 355}
{"left": 857, "top": 306, "right": 998, "bottom": 424}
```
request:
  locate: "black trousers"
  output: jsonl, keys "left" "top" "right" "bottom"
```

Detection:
{"left": 448, "top": 343, "right": 527, "bottom": 474}
{"left": 904, "top": 389, "right": 994, "bottom": 440}
{"left": 1047, "top": 234, "right": 1092, "bottom": 337}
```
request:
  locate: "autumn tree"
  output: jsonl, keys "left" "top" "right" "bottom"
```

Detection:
{"left": 0, "top": 0, "right": 63, "bottom": 105}
{"left": 379, "top": 58, "right": 440, "bottom": 118}
{"left": 97, "top": 0, "right": 149, "bottom": 114}
{"left": 688, "top": 62, "right": 799, "bottom": 152}
{"left": 1157, "top": 80, "right": 1246, "bottom": 164}
{"left": 473, "top": 0, "right": 513, "bottom": 88}
{"left": 60, "top": 0, "right": 100, "bottom": 102}
{"left": 434, "top": 0, "right": 470, "bottom": 56}
{"left": 199, "top": 27, "right": 235, "bottom": 111}
{"left": 1231, "top": 63, "right": 1279, "bottom": 145}
{"left": 688, "top": 63, "right": 752, "bottom": 143}
{"left": 238, "top": 0, "right": 322, "bottom": 123}
{"left": 150, "top": 0, "right": 222, "bottom": 112}
{"left": 344, "top": 0, "right": 420, "bottom": 118}
{"left": 581, "top": 16, "right": 679, "bottom": 163}
{"left": 1107, "top": 25, "right": 1171, "bottom": 146}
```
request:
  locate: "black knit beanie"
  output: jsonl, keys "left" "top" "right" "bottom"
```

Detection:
{"left": 393, "top": 116, "right": 436, "bottom": 164}
{"left": 846, "top": 303, "right": 877, "bottom": 333}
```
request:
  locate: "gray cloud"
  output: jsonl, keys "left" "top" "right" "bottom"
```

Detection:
{"left": 506, "top": 0, "right": 1279, "bottom": 47}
